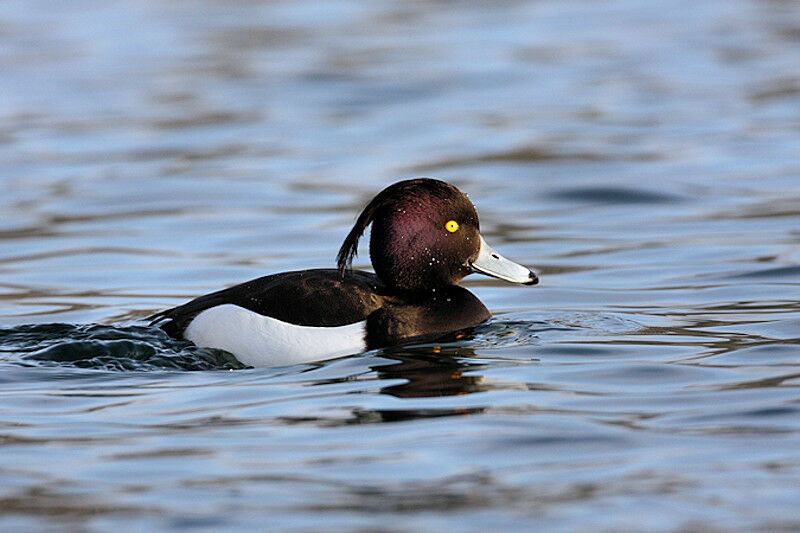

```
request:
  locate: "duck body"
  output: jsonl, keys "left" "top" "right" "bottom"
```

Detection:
{"left": 151, "top": 269, "right": 490, "bottom": 366}
{"left": 151, "top": 179, "right": 537, "bottom": 367}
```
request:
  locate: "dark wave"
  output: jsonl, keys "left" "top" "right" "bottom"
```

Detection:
{"left": 0, "top": 323, "right": 244, "bottom": 371}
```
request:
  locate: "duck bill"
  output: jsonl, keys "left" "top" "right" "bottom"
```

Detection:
{"left": 469, "top": 236, "right": 538, "bottom": 285}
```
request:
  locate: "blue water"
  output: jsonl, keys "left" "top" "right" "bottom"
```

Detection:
{"left": 2, "top": 0, "right": 800, "bottom": 530}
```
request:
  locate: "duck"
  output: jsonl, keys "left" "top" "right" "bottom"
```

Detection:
{"left": 149, "top": 178, "right": 538, "bottom": 367}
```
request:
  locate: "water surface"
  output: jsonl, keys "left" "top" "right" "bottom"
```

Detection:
{"left": 1, "top": 0, "right": 800, "bottom": 531}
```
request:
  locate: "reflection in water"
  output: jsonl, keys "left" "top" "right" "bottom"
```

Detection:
{"left": 377, "top": 348, "right": 487, "bottom": 399}
{"left": 349, "top": 347, "right": 490, "bottom": 423}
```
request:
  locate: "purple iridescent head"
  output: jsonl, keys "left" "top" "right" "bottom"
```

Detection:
{"left": 337, "top": 178, "right": 538, "bottom": 291}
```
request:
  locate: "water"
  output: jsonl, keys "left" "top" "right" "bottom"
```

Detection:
{"left": 1, "top": 0, "right": 800, "bottom": 530}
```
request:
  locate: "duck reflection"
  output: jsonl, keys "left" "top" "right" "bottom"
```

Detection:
{"left": 350, "top": 343, "right": 489, "bottom": 424}
{"left": 377, "top": 346, "right": 487, "bottom": 399}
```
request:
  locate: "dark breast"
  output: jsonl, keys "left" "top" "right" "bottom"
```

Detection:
{"left": 366, "top": 286, "right": 491, "bottom": 348}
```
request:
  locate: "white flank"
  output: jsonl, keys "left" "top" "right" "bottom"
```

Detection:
{"left": 184, "top": 304, "right": 367, "bottom": 367}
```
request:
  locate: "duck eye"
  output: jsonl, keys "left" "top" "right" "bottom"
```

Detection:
{"left": 445, "top": 220, "right": 459, "bottom": 233}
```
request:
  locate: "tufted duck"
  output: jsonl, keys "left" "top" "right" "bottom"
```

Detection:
{"left": 149, "top": 178, "right": 537, "bottom": 366}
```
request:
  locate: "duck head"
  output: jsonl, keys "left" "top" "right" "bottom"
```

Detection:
{"left": 337, "top": 178, "right": 538, "bottom": 291}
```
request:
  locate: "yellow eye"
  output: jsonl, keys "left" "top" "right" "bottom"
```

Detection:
{"left": 445, "top": 220, "right": 459, "bottom": 233}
